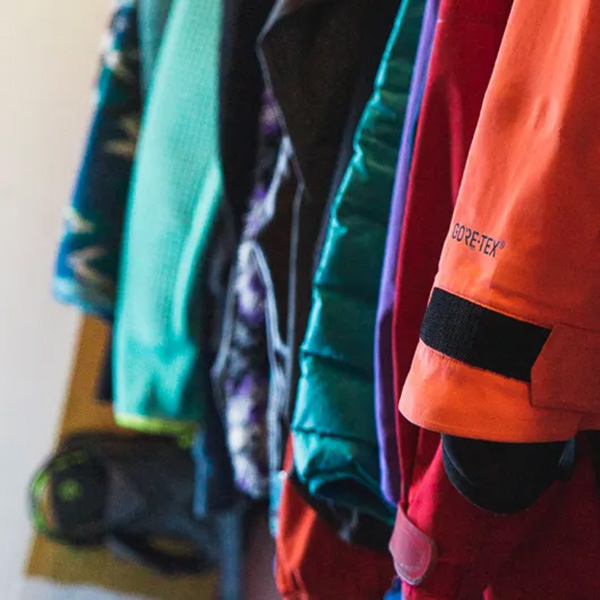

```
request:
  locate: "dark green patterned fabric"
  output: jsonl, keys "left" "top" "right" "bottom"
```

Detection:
{"left": 54, "top": 0, "right": 175, "bottom": 319}
{"left": 54, "top": 0, "right": 141, "bottom": 319}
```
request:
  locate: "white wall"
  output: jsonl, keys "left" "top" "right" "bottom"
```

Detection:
{"left": 0, "top": 1, "right": 109, "bottom": 593}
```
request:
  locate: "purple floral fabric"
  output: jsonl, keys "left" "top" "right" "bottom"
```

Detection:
{"left": 221, "top": 90, "right": 281, "bottom": 498}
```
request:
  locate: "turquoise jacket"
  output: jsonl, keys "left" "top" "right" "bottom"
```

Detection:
{"left": 114, "top": 0, "right": 223, "bottom": 432}
{"left": 292, "top": 0, "right": 425, "bottom": 524}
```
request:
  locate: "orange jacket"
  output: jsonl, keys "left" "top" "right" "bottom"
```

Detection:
{"left": 400, "top": 0, "right": 600, "bottom": 443}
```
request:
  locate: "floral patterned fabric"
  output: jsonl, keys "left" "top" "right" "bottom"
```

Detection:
{"left": 216, "top": 91, "right": 281, "bottom": 499}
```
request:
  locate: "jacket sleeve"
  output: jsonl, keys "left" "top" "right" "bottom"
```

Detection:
{"left": 114, "top": 0, "right": 223, "bottom": 431}
{"left": 400, "top": 0, "right": 600, "bottom": 443}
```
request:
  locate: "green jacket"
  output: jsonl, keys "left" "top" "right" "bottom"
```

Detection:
{"left": 114, "top": 0, "right": 222, "bottom": 433}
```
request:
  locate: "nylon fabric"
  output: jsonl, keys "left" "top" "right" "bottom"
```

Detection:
{"left": 137, "top": 0, "right": 174, "bottom": 90}
{"left": 400, "top": 0, "right": 600, "bottom": 442}
{"left": 275, "top": 440, "right": 395, "bottom": 600}
{"left": 382, "top": 1, "right": 600, "bottom": 597}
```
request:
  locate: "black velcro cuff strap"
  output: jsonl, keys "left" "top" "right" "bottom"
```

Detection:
{"left": 421, "top": 288, "right": 551, "bottom": 382}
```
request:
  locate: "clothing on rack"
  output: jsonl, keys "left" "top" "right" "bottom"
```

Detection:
{"left": 257, "top": 0, "right": 401, "bottom": 538}
{"left": 389, "top": 0, "right": 600, "bottom": 598}
{"left": 47, "top": 0, "right": 600, "bottom": 595}
{"left": 283, "top": 0, "right": 406, "bottom": 544}
{"left": 113, "top": 0, "right": 223, "bottom": 432}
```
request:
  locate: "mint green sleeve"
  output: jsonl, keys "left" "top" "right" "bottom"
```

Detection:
{"left": 114, "top": 0, "right": 223, "bottom": 433}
